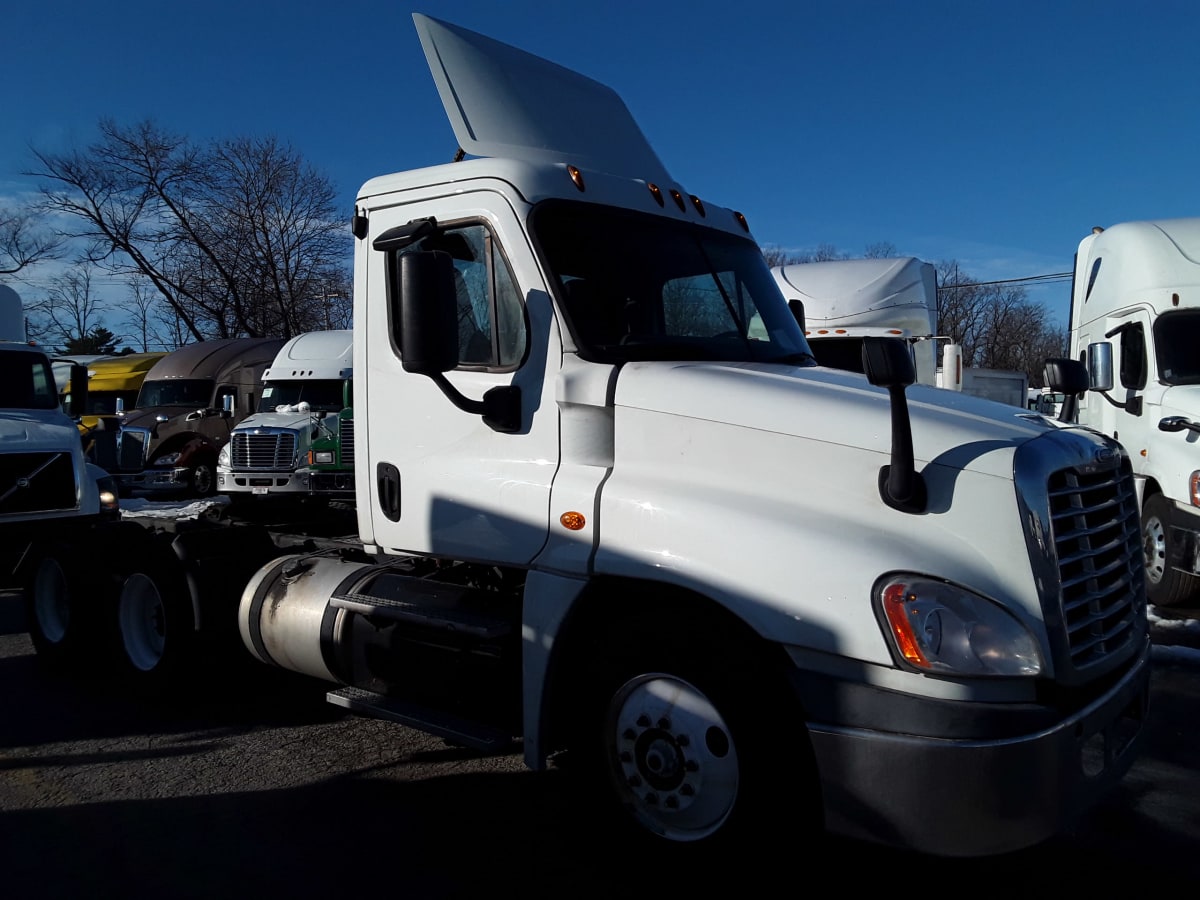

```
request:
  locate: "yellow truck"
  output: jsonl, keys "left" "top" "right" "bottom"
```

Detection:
{"left": 62, "top": 352, "right": 168, "bottom": 452}
{"left": 63, "top": 353, "right": 168, "bottom": 425}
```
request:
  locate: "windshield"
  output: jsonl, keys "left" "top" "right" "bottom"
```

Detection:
{"left": 1155, "top": 310, "right": 1200, "bottom": 385}
{"left": 0, "top": 350, "right": 60, "bottom": 411}
{"left": 532, "top": 200, "right": 816, "bottom": 364}
{"left": 136, "top": 378, "right": 213, "bottom": 408}
{"left": 63, "top": 389, "right": 140, "bottom": 417}
{"left": 258, "top": 379, "right": 348, "bottom": 413}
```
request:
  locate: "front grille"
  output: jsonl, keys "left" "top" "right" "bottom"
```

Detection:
{"left": 340, "top": 416, "right": 355, "bottom": 466}
{"left": 230, "top": 431, "right": 297, "bottom": 469}
{"left": 1049, "top": 462, "right": 1144, "bottom": 670}
{"left": 0, "top": 452, "right": 77, "bottom": 515}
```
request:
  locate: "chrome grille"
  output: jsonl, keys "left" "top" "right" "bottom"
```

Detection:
{"left": 1049, "top": 462, "right": 1144, "bottom": 669}
{"left": 230, "top": 431, "right": 297, "bottom": 469}
{"left": 340, "top": 416, "right": 355, "bottom": 466}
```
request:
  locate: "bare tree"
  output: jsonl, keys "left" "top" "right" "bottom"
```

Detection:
{"left": 24, "top": 264, "right": 117, "bottom": 350}
{"left": 28, "top": 119, "right": 349, "bottom": 343}
{"left": 935, "top": 260, "right": 1067, "bottom": 387}
{"left": 0, "top": 202, "right": 63, "bottom": 276}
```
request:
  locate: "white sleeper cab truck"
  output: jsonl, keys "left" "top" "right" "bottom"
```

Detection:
{"left": 32, "top": 16, "right": 1150, "bottom": 859}
{"left": 0, "top": 339, "right": 120, "bottom": 666}
{"left": 770, "top": 257, "right": 942, "bottom": 384}
{"left": 1068, "top": 218, "right": 1200, "bottom": 608}
{"left": 218, "top": 329, "right": 354, "bottom": 503}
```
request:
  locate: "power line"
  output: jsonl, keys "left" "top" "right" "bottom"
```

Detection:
{"left": 943, "top": 272, "right": 1073, "bottom": 289}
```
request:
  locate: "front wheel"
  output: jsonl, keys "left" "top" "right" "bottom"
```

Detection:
{"left": 190, "top": 459, "right": 217, "bottom": 498}
{"left": 24, "top": 543, "right": 113, "bottom": 672}
{"left": 605, "top": 673, "right": 741, "bottom": 842}
{"left": 1142, "top": 492, "right": 1200, "bottom": 608}
{"left": 566, "top": 621, "right": 821, "bottom": 853}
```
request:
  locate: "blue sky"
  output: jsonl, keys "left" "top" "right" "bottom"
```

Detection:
{"left": 2, "top": 0, "right": 1197, "bottom": 333}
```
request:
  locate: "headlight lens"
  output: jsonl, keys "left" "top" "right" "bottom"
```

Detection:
{"left": 875, "top": 575, "right": 1042, "bottom": 677}
{"left": 97, "top": 476, "right": 120, "bottom": 517}
{"left": 311, "top": 450, "right": 335, "bottom": 465}
{"left": 156, "top": 451, "right": 181, "bottom": 466}
{"left": 217, "top": 444, "right": 230, "bottom": 467}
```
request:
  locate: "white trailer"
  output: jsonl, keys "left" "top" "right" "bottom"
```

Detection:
{"left": 30, "top": 14, "right": 1150, "bottom": 859}
{"left": 771, "top": 257, "right": 941, "bottom": 384}
{"left": 1067, "top": 218, "right": 1200, "bottom": 608}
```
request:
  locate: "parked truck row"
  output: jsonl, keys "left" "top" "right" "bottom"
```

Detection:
{"left": 18, "top": 13, "right": 1151, "bottom": 861}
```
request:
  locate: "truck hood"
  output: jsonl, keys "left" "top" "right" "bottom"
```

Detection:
{"left": 613, "top": 361, "right": 1055, "bottom": 479}
{"left": 0, "top": 410, "right": 87, "bottom": 451}
{"left": 234, "top": 410, "right": 321, "bottom": 433}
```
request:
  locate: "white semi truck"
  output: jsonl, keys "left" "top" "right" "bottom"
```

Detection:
{"left": 217, "top": 329, "right": 354, "bottom": 504}
{"left": 770, "top": 257, "right": 941, "bottom": 384}
{"left": 0, "top": 285, "right": 121, "bottom": 665}
{"left": 28, "top": 15, "right": 1151, "bottom": 858}
{"left": 1066, "top": 218, "right": 1200, "bottom": 608}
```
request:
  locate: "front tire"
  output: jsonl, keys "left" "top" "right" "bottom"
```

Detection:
{"left": 24, "top": 543, "right": 112, "bottom": 672}
{"left": 190, "top": 459, "right": 217, "bottom": 498}
{"left": 565, "top": 609, "right": 821, "bottom": 853}
{"left": 1142, "top": 492, "right": 1200, "bottom": 607}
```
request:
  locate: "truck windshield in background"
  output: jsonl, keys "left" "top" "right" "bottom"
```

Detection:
{"left": 532, "top": 201, "right": 816, "bottom": 365}
{"left": 1, "top": 353, "right": 61, "bottom": 410}
{"left": 136, "top": 379, "right": 215, "bottom": 408}
{"left": 258, "top": 380, "right": 347, "bottom": 413}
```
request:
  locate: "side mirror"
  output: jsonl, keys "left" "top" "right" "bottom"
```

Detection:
{"left": 115, "top": 397, "right": 126, "bottom": 416}
{"left": 68, "top": 364, "right": 89, "bottom": 420}
{"left": 1086, "top": 342, "right": 1115, "bottom": 392}
{"left": 394, "top": 250, "right": 460, "bottom": 375}
{"left": 222, "top": 393, "right": 235, "bottom": 418}
{"left": 787, "top": 298, "right": 806, "bottom": 334}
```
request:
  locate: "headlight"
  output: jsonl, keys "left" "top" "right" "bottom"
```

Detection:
{"left": 156, "top": 451, "right": 181, "bottom": 466}
{"left": 217, "top": 444, "right": 230, "bottom": 467}
{"left": 97, "top": 476, "right": 120, "bottom": 518}
{"left": 875, "top": 575, "right": 1043, "bottom": 677}
{"left": 311, "top": 450, "right": 335, "bottom": 465}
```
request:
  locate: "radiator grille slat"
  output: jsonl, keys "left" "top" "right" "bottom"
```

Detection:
{"left": 230, "top": 432, "right": 297, "bottom": 469}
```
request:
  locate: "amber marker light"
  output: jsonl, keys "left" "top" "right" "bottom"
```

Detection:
{"left": 648, "top": 183, "right": 665, "bottom": 207}
{"left": 567, "top": 165, "right": 586, "bottom": 192}
{"left": 560, "top": 511, "right": 587, "bottom": 530}
{"left": 733, "top": 211, "right": 750, "bottom": 232}
{"left": 669, "top": 189, "right": 686, "bottom": 212}
{"left": 880, "top": 582, "right": 930, "bottom": 668}
{"left": 689, "top": 195, "right": 706, "bottom": 217}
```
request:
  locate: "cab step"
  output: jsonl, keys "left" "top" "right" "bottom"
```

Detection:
{"left": 327, "top": 685, "right": 519, "bottom": 753}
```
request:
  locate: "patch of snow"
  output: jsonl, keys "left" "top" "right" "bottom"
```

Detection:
{"left": 119, "top": 495, "right": 231, "bottom": 521}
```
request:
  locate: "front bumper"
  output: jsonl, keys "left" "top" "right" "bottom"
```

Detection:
{"left": 796, "top": 638, "right": 1151, "bottom": 857}
{"left": 115, "top": 467, "right": 190, "bottom": 494}
{"left": 218, "top": 469, "right": 355, "bottom": 500}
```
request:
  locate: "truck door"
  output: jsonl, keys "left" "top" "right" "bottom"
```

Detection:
{"left": 361, "top": 195, "right": 560, "bottom": 564}
{"left": 1095, "top": 310, "right": 1153, "bottom": 473}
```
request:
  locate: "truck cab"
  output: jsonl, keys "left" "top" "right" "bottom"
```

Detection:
{"left": 1068, "top": 218, "right": 1200, "bottom": 607}
{"left": 217, "top": 330, "right": 354, "bottom": 503}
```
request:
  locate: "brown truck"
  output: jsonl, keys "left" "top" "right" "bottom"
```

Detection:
{"left": 91, "top": 337, "right": 285, "bottom": 497}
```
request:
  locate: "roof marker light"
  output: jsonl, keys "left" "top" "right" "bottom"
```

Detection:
{"left": 669, "top": 189, "right": 686, "bottom": 212}
{"left": 568, "top": 165, "right": 586, "bottom": 192}
{"left": 690, "top": 195, "right": 706, "bottom": 217}
{"left": 648, "top": 183, "right": 665, "bottom": 207}
{"left": 733, "top": 211, "right": 750, "bottom": 232}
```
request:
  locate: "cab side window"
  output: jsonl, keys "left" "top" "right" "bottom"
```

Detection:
{"left": 1118, "top": 322, "right": 1147, "bottom": 390}
{"left": 421, "top": 223, "right": 527, "bottom": 369}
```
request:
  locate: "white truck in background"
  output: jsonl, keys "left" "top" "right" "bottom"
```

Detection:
{"left": 770, "top": 257, "right": 941, "bottom": 384}
{"left": 1066, "top": 218, "right": 1200, "bottom": 609}
{"left": 0, "top": 285, "right": 121, "bottom": 664}
{"left": 217, "top": 329, "right": 355, "bottom": 504}
{"left": 26, "top": 14, "right": 1151, "bottom": 859}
